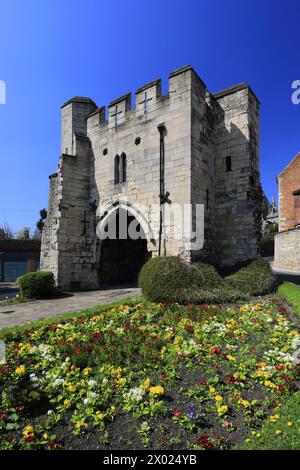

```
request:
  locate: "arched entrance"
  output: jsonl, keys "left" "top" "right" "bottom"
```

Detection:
{"left": 97, "top": 205, "right": 152, "bottom": 286}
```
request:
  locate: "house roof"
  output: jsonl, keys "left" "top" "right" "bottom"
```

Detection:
{"left": 278, "top": 151, "right": 300, "bottom": 177}
{"left": 0, "top": 239, "right": 41, "bottom": 252}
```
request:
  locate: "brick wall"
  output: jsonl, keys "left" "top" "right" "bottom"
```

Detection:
{"left": 278, "top": 152, "right": 300, "bottom": 231}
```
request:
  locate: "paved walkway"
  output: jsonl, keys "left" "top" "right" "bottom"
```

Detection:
{"left": 0, "top": 287, "right": 141, "bottom": 330}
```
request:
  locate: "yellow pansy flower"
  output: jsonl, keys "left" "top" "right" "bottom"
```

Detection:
{"left": 149, "top": 385, "right": 165, "bottom": 396}
{"left": 217, "top": 405, "right": 228, "bottom": 416}
{"left": 15, "top": 365, "right": 26, "bottom": 376}
{"left": 215, "top": 395, "right": 223, "bottom": 402}
{"left": 141, "top": 378, "right": 151, "bottom": 390}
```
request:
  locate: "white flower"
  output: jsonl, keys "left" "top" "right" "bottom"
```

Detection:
{"left": 125, "top": 387, "right": 145, "bottom": 402}
{"left": 88, "top": 379, "right": 97, "bottom": 387}
{"left": 53, "top": 378, "right": 64, "bottom": 386}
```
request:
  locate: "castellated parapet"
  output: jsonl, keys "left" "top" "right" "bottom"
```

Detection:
{"left": 41, "top": 65, "right": 263, "bottom": 290}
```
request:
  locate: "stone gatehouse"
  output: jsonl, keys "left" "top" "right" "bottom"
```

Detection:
{"left": 41, "top": 65, "right": 263, "bottom": 290}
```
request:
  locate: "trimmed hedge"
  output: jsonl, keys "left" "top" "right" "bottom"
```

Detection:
{"left": 138, "top": 256, "right": 244, "bottom": 304}
{"left": 225, "top": 258, "right": 277, "bottom": 296}
{"left": 18, "top": 271, "right": 55, "bottom": 299}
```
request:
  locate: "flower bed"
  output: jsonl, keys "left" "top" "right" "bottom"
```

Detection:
{"left": 0, "top": 299, "right": 300, "bottom": 450}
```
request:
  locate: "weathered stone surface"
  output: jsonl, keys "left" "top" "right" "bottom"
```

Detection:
{"left": 41, "top": 66, "right": 262, "bottom": 290}
{"left": 274, "top": 229, "right": 300, "bottom": 271}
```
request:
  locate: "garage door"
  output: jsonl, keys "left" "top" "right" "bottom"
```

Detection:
{"left": 3, "top": 261, "right": 28, "bottom": 282}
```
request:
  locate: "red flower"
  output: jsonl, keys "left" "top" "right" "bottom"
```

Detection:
{"left": 279, "top": 305, "right": 288, "bottom": 313}
{"left": 211, "top": 347, "right": 220, "bottom": 355}
{"left": 173, "top": 409, "right": 181, "bottom": 417}
{"left": 93, "top": 333, "right": 102, "bottom": 339}
{"left": 226, "top": 374, "right": 235, "bottom": 385}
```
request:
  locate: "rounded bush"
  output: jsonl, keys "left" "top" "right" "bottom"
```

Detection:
{"left": 139, "top": 256, "right": 244, "bottom": 304}
{"left": 225, "top": 258, "right": 277, "bottom": 296}
{"left": 18, "top": 271, "right": 55, "bottom": 299}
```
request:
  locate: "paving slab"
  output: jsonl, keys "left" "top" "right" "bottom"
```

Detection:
{"left": 0, "top": 287, "right": 141, "bottom": 330}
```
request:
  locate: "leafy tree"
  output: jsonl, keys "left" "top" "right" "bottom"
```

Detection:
{"left": 262, "top": 223, "right": 278, "bottom": 242}
{"left": 36, "top": 208, "right": 47, "bottom": 233}
{"left": 16, "top": 227, "right": 31, "bottom": 240}
{"left": 0, "top": 222, "right": 14, "bottom": 240}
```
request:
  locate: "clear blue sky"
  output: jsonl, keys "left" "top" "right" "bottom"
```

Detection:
{"left": 0, "top": 0, "right": 299, "bottom": 233}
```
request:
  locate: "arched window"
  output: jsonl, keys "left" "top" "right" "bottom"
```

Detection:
{"left": 114, "top": 154, "right": 120, "bottom": 184}
{"left": 120, "top": 153, "right": 127, "bottom": 183}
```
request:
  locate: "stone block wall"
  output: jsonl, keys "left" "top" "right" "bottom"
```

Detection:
{"left": 274, "top": 229, "right": 300, "bottom": 271}
{"left": 212, "top": 85, "right": 262, "bottom": 266}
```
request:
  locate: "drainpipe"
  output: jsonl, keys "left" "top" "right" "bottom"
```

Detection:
{"left": 158, "top": 124, "right": 166, "bottom": 256}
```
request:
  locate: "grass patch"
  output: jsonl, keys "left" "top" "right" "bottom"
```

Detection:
{"left": 238, "top": 391, "right": 300, "bottom": 450}
{"left": 278, "top": 282, "right": 300, "bottom": 319}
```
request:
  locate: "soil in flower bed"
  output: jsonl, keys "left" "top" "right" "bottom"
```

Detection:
{"left": 0, "top": 298, "right": 299, "bottom": 450}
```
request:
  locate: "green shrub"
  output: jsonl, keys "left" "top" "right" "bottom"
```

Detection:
{"left": 225, "top": 258, "right": 277, "bottom": 296}
{"left": 138, "top": 256, "right": 244, "bottom": 304}
{"left": 18, "top": 271, "right": 55, "bottom": 299}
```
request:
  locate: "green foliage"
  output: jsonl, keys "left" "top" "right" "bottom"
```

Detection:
{"left": 225, "top": 258, "right": 277, "bottom": 296}
{"left": 0, "top": 296, "right": 142, "bottom": 339}
{"left": 17, "top": 271, "right": 55, "bottom": 299}
{"left": 263, "top": 223, "right": 278, "bottom": 242}
{"left": 36, "top": 208, "right": 47, "bottom": 233}
{"left": 261, "top": 223, "right": 278, "bottom": 256}
{"left": 278, "top": 282, "right": 300, "bottom": 319}
{"left": 238, "top": 391, "right": 300, "bottom": 450}
{"left": 0, "top": 222, "right": 13, "bottom": 240}
{"left": 138, "top": 256, "right": 244, "bottom": 304}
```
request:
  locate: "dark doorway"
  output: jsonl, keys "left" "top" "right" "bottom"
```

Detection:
{"left": 99, "top": 209, "right": 150, "bottom": 285}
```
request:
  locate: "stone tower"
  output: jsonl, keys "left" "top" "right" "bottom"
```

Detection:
{"left": 41, "top": 66, "right": 262, "bottom": 290}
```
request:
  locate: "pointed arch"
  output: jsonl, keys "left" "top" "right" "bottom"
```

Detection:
{"left": 97, "top": 200, "right": 155, "bottom": 245}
